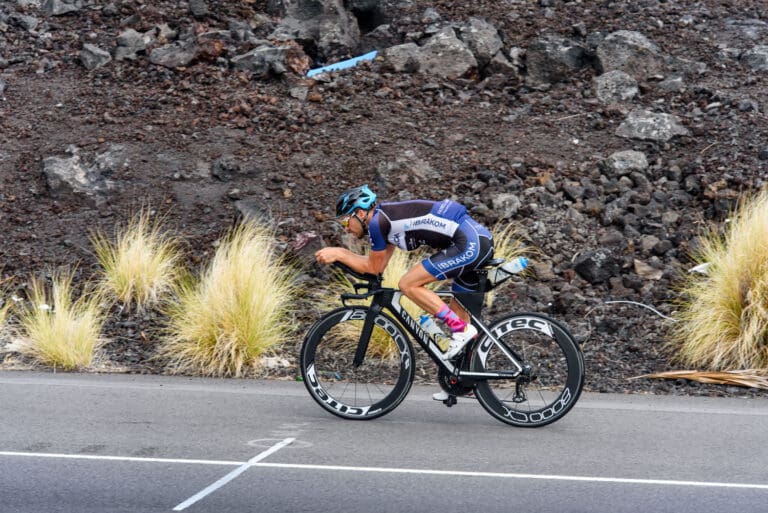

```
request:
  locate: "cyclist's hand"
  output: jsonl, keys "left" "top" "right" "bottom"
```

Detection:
{"left": 315, "top": 247, "right": 339, "bottom": 265}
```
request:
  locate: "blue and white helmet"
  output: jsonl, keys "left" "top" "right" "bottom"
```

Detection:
{"left": 336, "top": 184, "right": 377, "bottom": 217}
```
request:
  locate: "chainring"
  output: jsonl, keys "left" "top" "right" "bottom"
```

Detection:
{"left": 437, "top": 367, "right": 475, "bottom": 397}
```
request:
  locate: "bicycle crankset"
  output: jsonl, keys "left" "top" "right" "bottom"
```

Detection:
{"left": 437, "top": 367, "right": 475, "bottom": 399}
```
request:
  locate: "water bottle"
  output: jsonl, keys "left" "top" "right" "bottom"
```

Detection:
{"left": 502, "top": 256, "right": 528, "bottom": 274}
{"left": 419, "top": 314, "right": 450, "bottom": 352}
{"left": 489, "top": 256, "right": 529, "bottom": 286}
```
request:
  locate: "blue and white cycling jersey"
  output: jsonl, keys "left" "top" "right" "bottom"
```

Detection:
{"left": 368, "top": 199, "right": 468, "bottom": 251}
{"left": 367, "top": 199, "right": 494, "bottom": 289}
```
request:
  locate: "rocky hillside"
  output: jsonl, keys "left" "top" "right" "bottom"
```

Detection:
{"left": 1, "top": 0, "right": 767, "bottom": 396}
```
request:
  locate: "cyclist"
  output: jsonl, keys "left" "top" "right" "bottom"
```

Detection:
{"left": 315, "top": 185, "right": 495, "bottom": 398}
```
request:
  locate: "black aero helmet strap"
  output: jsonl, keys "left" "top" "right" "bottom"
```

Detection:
{"left": 353, "top": 208, "right": 369, "bottom": 236}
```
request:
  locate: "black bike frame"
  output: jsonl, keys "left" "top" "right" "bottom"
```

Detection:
{"left": 348, "top": 286, "right": 525, "bottom": 380}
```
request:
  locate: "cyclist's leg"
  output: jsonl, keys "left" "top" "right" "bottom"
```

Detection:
{"left": 428, "top": 221, "right": 494, "bottom": 322}
{"left": 399, "top": 263, "right": 467, "bottom": 328}
{"left": 416, "top": 233, "right": 473, "bottom": 326}
{"left": 397, "top": 263, "right": 444, "bottom": 314}
{"left": 398, "top": 262, "right": 470, "bottom": 400}
{"left": 401, "top": 219, "right": 492, "bottom": 328}
{"left": 448, "top": 282, "right": 482, "bottom": 321}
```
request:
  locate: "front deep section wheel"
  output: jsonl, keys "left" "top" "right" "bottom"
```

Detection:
{"left": 471, "top": 313, "right": 584, "bottom": 427}
{"left": 300, "top": 306, "right": 415, "bottom": 420}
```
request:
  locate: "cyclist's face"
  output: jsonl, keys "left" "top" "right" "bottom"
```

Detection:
{"left": 341, "top": 210, "right": 365, "bottom": 238}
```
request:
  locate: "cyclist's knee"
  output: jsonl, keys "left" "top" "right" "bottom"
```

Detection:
{"left": 398, "top": 276, "right": 416, "bottom": 295}
{"left": 399, "top": 275, "right": 430, "bottom": 297}
{"left": 399, "top": 264, "right": 438, "bottom": 297}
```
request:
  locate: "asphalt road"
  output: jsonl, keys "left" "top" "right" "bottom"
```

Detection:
{"left": 1, "top": 371, "right": 767, "bottom": 513}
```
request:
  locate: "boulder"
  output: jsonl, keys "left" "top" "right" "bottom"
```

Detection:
{"left": 381, "top": 43, "right": 421, "bottom": 72}
{"left": 115, "top": 28, "right": 156, "bottom": 61}
{"left": 288, "top": 231, "right": 327, "bottom": 277}
{"left": 211, "top": 155, "right": 242, "bottom": 182}
{"left": 8, "top": 13, "right": 40, "bottom": 31}
{"left": 603, "top": 150, "right": 649, "bottom": 177}
{"left": 596, "top": 30, "right": 664, "bottom": 80}
{"left": 150, "top": 39, "right": 198, "bottom": 68}
{"left": 80, "top": 44, "right": 112, "bottom": 70}
{"left": 41, "top": 0, "right": 82, "bottom": 15}
{"left": 615, "top": 110, "right": 690, "bottom": 142}
{"left": 602, "top": 194, "right": 631, "bottom": 226}
{"left": 418, "top": 27, "right": 477, "bottom": 79}
{"left": 382, "top": 28, "right": 477, "bottom": 79}
{"left": 41, "top": 147, "right": 117, "bottom": 203}
{"left": 491, "top": 193, "right": 522, "bottom": 219}
{"left": 485, "top": 51, "right": 519, "bottom": 78}
{"left": 458, "top": 17, "right": 503, "bottom": 68}
{"left": 634, "top": 259, "right": 663, "bottom": 280}
{"left": 573, "top": 249, "right": 621, "bottom": 284}
{"left": 360, "top": 24, "right": 397, "bottom": 53}
{"left": 269, "top": 0, "right": 360, "bottom": 59}
{"left": 231, "top": 44, "right": 290, "bottom": 77}
{"left": 594, "top": 70, "right": 638, "bottom": 103}
{"left": 316, "top": 11, "right": 362, "bottom": 58}
{"left": 189, "top": 0, "right": 209, "bottom": 18}
{"left": 525, "top": 34, "right": 592, "bottom": 85}
{"left": 42, "top": 154, "right": 91, "bottom": 198}
{"left": 234, "top": 196, "right": 273, "bottom": 224}
{"left": 656, "top": 75, "right": 685, "bottom": 93}
{"left": 741, "top": 45, "right": 768, "bottom": 71}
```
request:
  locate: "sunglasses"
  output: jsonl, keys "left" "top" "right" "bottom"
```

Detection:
{"left": 340, "top": 214, "right": 352, "bottom": 228}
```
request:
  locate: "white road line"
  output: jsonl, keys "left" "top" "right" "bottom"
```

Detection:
{"left": 172, "top": 438, "right": 295, "bottom": 511}
{"left": 0, "top": 451, "right": 243, "bottom": 466}
{"left": 2, "top": 449, "right": 767, "bottom": 491}
{"left": 251, "top": 462, "right": 768, "bottom": 490}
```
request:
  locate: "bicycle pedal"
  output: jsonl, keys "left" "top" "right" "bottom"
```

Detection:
{"left": 442, "top": 395, "right": 458, "bottom": 407}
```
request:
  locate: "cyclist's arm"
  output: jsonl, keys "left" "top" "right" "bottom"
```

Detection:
{"left": 315, "top": 245, "right": 395, "bottom": 275}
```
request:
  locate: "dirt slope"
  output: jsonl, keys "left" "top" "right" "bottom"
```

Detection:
{"left": 1, "top": 0, "right": 767, "bottom": 397}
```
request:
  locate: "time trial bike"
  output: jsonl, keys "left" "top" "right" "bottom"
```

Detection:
{"left": 299, "top": 259, "right": 584, "bottom": 427}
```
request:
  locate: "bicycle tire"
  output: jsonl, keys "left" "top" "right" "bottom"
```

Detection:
{"left": 471, "top": 312, "right": 584, "bottom": 427}
{"left": 300, "top": 306, "right": 415, "bottom": 420}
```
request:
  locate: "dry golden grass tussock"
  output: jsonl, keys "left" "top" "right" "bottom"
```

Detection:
{"left": 670, "top": 189, "right": 768, "bottom": 370}
{"left": 490, "top": 223, "right": 528, "bottom": 261}
{"left": 159, "top": 221, "right": 300, "bottom": 377}
{"left": 0, "top": 302, "right": 9, "bottom": 331}
{"left": 15, "top": 270, "right": 106, "bottom": 370}
{"left": 0, "top": 280, "right": 11, "bottom": 330}
{"left": 91, "top": 207, "right": 183, "bottom": 313}
{"left": 486, "top": 223, "right": 530, "bottom": 307}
